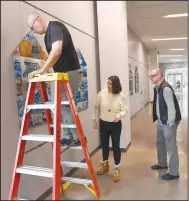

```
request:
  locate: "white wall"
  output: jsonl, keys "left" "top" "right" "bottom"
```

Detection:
{"left": 127, "top": 26, "right": 149, "bottom": 117}
{"left": 1, "top": 1, "right": 99, "bottom": 199}
{"left": 26, "top": 1, "right": 95, "bottom": 37}
{"left": 148, "top": 51, "right": 159, "bottom": 102}
{"left": 96, "top": 1, "right": 131, "bottom": 149}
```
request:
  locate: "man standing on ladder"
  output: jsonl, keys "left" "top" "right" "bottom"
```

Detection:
{"left": 27, "top": 12, "right": 82, "bottom": 146}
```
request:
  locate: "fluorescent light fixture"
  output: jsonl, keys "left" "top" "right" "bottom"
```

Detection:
{"left": 162, "top": 13, "right": 188, "bottom": 18}
{"left": 152, "top": 37, "right": 188, "bottom": 41}
{"left": 159, "top": 55, "right": 182, "bottom": 57}
{"left": 171, "top": 58, "right": 182, "bottom": 61}
{"left": 170, "top": 49, "right": 185, "bottom": 51}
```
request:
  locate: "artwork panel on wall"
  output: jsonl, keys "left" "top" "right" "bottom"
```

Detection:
{"left": 75, "top": 48, "right": 88, "bottom": 112}
{"left": 135, "top": 66, "right": 139, "bottom": 93}
{"left": 13, "top": 33, "right": 89, "bottom": 128}
{"left": 13, "top": 32, "right": 51, "bottom": 128}
{"left": 129, "top": 64, "right": 133, "bottom": 96}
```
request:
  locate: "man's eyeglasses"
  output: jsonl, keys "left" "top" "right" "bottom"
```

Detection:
{"left": 149, "top": 74, "right": 158, "bottom": 78}
{"left": 30, "top": 16, "right": 38, "bottom": 31}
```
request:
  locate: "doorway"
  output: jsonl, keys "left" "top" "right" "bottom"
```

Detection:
{"left": 167, "top": 73, "right": 182, "bottom": 92}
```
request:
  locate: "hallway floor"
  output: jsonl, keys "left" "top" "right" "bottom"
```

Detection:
{"left": 46, "top": 98, "right": 188, "bottom": 200}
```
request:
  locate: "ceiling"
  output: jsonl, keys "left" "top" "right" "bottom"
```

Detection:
{"left": 127, "top": 1, "right": 188, "bottom": 63}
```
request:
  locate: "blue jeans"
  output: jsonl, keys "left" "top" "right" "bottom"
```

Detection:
{"left": 61, "top": 69, "right": 82, "bottom": 140}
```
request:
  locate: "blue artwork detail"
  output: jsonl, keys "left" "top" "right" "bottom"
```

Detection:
{"left": 24, "top": 32, "right": 38, "bottom": 43}
{"left": 13, "top": 32, "right": 51, "bottom": 128}
{"left": 14, "top": 59, "right": 22, "bottom": 77}
{"left": 75, "top": 49, "right": 88, "bottom": 112}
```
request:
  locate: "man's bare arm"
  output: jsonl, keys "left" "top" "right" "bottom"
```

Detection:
{"left": 40, "top": 40, "right": 63, "bottom": 73}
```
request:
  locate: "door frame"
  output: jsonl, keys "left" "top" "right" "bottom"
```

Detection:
{"left": 167, "top": 73, "right": 182, "bottom": 91}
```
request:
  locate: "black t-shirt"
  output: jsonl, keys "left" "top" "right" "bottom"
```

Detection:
{"left": 44, "top": 21, "right": 80, "bottom": 72}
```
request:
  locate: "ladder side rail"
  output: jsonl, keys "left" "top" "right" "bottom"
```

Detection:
{"left": 62, "top": 80, "right": 101, "bottom": 199}
{"left": 39, "top": 81, "right": 64, "bottom": 194}
{"left": 9, "top": 82, "right": 36, "bottom": 200}
{"left": 52, "top": 80, "right": 62, "bottom": 200}
{"left": 39, "top": 82, "right": 54, "bottom": 135}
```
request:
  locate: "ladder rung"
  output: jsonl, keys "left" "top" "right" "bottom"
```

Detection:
{"left": 45, "top": 101, "right": 69, "bottom": 105}
{"left": 50, "top": 124, "right": 76, "bottom": 129}
{"left": 62, "top": 177, "right": 92, "bottom": 185}
{"left": 27, "top": 101, "right": 69, "bottom": 110}
{"left": 61, "top": 101, "right": 69, "bottom": 105}
{"left": 61, "top": 145, "right": 82, "bottom": 150}
{"left": 17, "top": 198, "right": 28, "bottom": 200}
{"left": 22, "top": 134, "right": 54, "bottom": 142}
{"left": 61, "top": 161, "right": 87, "bottom": 168}
{"left": 16, "top": 165, "right": 53, "bottom": 178}
{"left": 27, "top": 103, "right": 54, "bottom": 110}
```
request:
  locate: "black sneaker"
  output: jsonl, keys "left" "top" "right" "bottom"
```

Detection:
{"left": 72, "top": 137, "right": 87, "bottom": 147}
{"left": 151, "top": 164, "right": 168, "bottom": 170}
{"left": 161, "top": 173, "right": 180, "bottom": 180}
{"left": 61, "top": 137, "right": 87, "bottom": 147}
{"left": 60, "top": 138, "right": 74, "bottom": 146}
{"left": 72, "top": 140, "right": 81, "bottom": 147}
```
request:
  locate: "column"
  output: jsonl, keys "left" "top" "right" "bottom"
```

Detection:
{"left": 96, "top": 1, "right": 131, "bottom": 150}
{"left": 148, "top": 51, "right": 159, "bottom": 102}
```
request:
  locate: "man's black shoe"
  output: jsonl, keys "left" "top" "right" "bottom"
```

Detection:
{"left": 61, "top": 137, "right": 87, "bottom": 146}
{"left": 161, "top": 173, "right": 179, "bottom": 180}
{"left": 60, "top": 138, "right": 73, "bottom": 146}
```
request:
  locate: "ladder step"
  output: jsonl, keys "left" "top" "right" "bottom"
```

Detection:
{"left": 61, "top": 161, "right": 88, "bottom": 168}
{"left": 27, "top": 101, "right": 69, "bottom": 110}
{"left": 61, "top": 145, "right": 82, "bottom": 150}
{"left": 16, "top": 165, "right": 53, "bottom": 178}
{"left": 62, "top": 177, "right": 92, "bottom": 185}
{"left": 17, "top": 198, "right": 28, "bottom": 200}
{"left": 61, "top": 101, "right": 69, "bottom": 105}
{"left": 45, "top": 101, "right": 69, "bottom": 105}
{"left": 22, "top": 134, "right": 54, "bottom": 142}
{"left": 50, "top": 124, "right": 76, "bottom": 129}
{"left": 27, "top": 103, "right": 54, "bottom": 110}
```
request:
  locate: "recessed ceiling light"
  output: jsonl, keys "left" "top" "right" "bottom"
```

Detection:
{"left": 162, "top": 13, "right": 188, "bottom": 18}
{"left": 159, "top": 55, "right": 182, "bottom": 57}
{"left": 152, "top": 37, "right": 188, "bottom": 41}
{"left": 170, "top": 49, "right": 185, "bottom": 51}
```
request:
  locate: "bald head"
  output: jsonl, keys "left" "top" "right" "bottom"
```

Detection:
{"left": 149, "top": 68, "right": 164, "bottom": 85}
{"left": 27, "top": 12, "right": 40, "bottom": 26}
{"left": 27, "top": 12, "right": 48, "bottom": 35}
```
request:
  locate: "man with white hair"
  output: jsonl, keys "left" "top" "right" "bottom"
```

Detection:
{"left": 27, "top": 12, "right": 82, "bottom": 146}
{"left": 149, "top": 69, "right": 181, "bottom": 180}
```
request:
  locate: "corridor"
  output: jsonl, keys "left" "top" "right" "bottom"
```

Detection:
{"left": 54, "top": 97, "right": 188, "bottom": 200}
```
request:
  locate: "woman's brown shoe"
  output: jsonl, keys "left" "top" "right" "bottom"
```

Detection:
{"left": 96, "top": 161, "right": 109, "bottom": 175}
{"left": 113, "top": 168, "right": 120, "bottom": 182}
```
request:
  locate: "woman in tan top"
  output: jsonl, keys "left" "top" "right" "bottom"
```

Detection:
{"left": 92, "top": 76, "right": 128, "bottom": 182}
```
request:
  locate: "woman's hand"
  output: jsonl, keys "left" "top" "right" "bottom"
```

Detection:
{"left": 113, "top": 116, "right": 121, "bottom": 122}
{"left": 92, "top": 119, "right": 97, "bottom": 129}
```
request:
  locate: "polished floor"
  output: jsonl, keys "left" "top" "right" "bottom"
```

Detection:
{"left": 46, "top": 90, "right": 188, "bottom": 200}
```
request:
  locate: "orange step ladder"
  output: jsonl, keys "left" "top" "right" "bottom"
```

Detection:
{"left": 9, "top": 73, "right": 101, "bottom": 200}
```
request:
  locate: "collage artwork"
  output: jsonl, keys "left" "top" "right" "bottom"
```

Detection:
{"left": 13, "top": 32, "right": 88, "bottom": 128}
